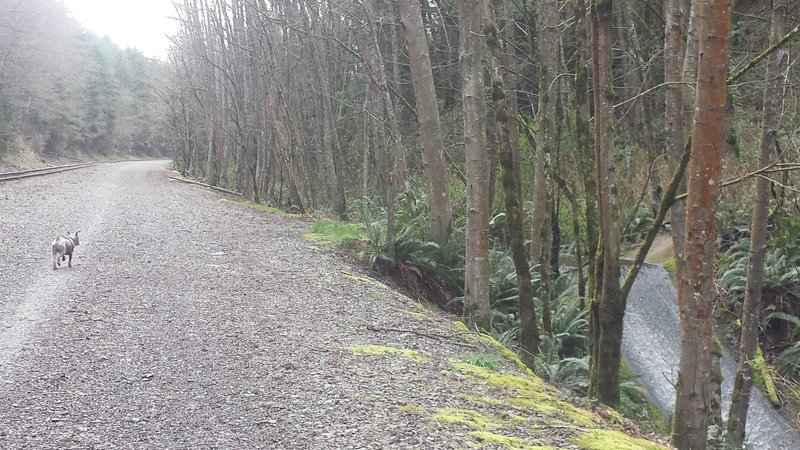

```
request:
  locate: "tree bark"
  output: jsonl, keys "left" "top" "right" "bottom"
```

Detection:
{"left": 306, "top": 0, "right": 346, "bottom": 219}
{"left": 460, "top": 0, "right": 490, "bottom": 330}
{"left": 573, "top": 0, "right": 597, "bottom": 314}
{"left": 590, "top": 0, "right": 623, "bottom": 408}
{"left": 670, "top": 0, "right": 701, "bottom": 283}
{"left": 501, "top": 0, "right": 522, "bottom": 201}
{"left": 398, "top": 0, "right": 453, "bottom": 245}
{"left": 532, "top": 0, "right": 558, "bottom": 337}
{"left": 727, "top": 0, "right": 787, "bottom": 447}
{"left": 484, "top": 0, "right": 539, "bottom": 365}
{"left": 664, "top": 0, "right": 685, "bottom": 277}
{"left": 671, "top": 0, "right": 732, "bottom": 447}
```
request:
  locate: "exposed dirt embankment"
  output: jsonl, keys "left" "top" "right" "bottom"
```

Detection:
{"left": 0, "top": 161, "right": 665, "bottom": 449}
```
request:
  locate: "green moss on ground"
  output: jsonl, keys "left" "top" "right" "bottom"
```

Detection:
{"left": 452, "top": 361, "right": 597, "bottom": 428}
{"left": 433, "top": 408, "right": 503, "bottom": 429}
{"left": 468, "top": 431, "right": 529, "bottom": 448}
{"left": 222, "top": 198, "right": 297, "bottom": 217}
{"left": 398, "top": 405, "right": 427, "bottom": 415}
{"left": 576, "top": 429, "right": 667, "bottom": 450}
{"left": 349, "top": 308, "right": 666, "bottom": 449}
{"left": 342, "top": 272, "right": 388, "bottom": 289}
{"left": 348, "top": 345, "right": 430, "bottom": 363}
{"left": 304, "top": 219, "right": 366, "bottom": 247}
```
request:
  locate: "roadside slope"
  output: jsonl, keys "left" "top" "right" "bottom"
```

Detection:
{"left": 0, "top": 161, "right": 664, "bottom": 449}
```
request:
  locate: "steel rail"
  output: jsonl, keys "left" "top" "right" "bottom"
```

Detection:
{"left": 0, "top": 162, "right": 98, "bottom": 182}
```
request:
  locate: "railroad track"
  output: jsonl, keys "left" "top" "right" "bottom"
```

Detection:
{"left": 0, "top": 162, "right": 98, "bottom": 182}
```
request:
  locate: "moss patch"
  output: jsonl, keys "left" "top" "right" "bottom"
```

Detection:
{"left": 468, "top": 431, "right": 527, "bottom": 447}
{"left": 349, "top": 345, "right": 430, "bottom": 363}
{"left": 222, "top": 198, "right": 297, "bottom": 217}
{"left": 576, "top": 429, "right": 668, "bottom": 450}
{"left": 662, "top": 257, "right": 676, "bottom": 277}
{"left": 452, "top": 361, "right": 597, "bottom": 427}
{"left": 403, "top": 310, "right": 429, "bottom": 319}
{"left": 752, "top": 345, "right": 781, "bottom": 406}
{"left": 342, "top": 272, "right": 388, "bottom": 289}
{"left": 304, "top": 219, "right": 366, "bottom": 247}
{"left": 433, "top": 408, "right": 503, "bottom": 430}
{"left": 398, "top": 405, "right": 427, "bottom": 415}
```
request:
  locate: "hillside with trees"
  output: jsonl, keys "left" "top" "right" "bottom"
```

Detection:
{"left": 0, "top": 0, "right": 170, "bottom": 166}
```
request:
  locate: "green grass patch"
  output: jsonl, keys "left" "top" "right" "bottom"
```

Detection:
{"left": 304, "top": 219, "right": 366, "bottom": 247}
{"left": 222, "top": 198, "right": 296, "bottom": 217}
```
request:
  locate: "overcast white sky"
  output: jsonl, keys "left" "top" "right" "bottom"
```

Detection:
{"left": 60, "top": 0, "right": 178, "bottom": 59}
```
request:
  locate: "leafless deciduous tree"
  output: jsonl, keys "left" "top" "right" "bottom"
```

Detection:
{"left": 460, "top": 0, "right": 490, "bottom": 330}
{"left": 397, "top": 0, "right": 453, "bottom": 245}
{"left": 727, "top": 1, "right": 787, "bottom": 447}
{"left": 589, "top": 0, "right": 624, "bottom": 408}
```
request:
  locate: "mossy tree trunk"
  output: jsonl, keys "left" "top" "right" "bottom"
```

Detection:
{"left": 671, "top": 0, "right": 732, "bottom": 447}
{"left": 664, "top": 0, "right": 685, "bottom": 273}
{"left": 573, "top": 0, "right": 599, "bottom": 372}
{"left": 727, "top": 0, "right": 787, "bottom": 447}
{"left": 484, "top": 0, "right": 539, "bottom": 366}
{"left": 589, "top": 0, "right": 624, "bottom": 408}
{"left": 532, "top": 0, "right": 559, "bottom": 337}
{"left": 577, "top": 0, "right": 601, "bottom": 396}
{"left": 501, "top": 0, "right": 523, "bottom": 204}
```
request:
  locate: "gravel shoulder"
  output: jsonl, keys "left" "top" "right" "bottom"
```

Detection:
{"left": 0, "top": 161, "right": 664, "bottom": 449}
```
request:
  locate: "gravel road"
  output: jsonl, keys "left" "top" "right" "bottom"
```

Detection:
{"left": 0, "top": 161, "right": 512, "bottom": 449}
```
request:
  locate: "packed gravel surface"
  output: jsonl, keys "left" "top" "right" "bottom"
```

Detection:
{"left": 0, "top": 161, "right": 662, "bottom": 449}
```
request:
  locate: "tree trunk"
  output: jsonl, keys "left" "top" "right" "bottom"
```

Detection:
{"left": 590, "top": 0, "right": 623, "bottom": 408}
{"left": 307, "top": 0, "right": 346, "bottom": 218}
{"left": 501, "top": 0, "right": 522, "bottom": 201}
{"left": 574, "top": 0, "right": 600, "bottom": 394}
{"left": 619, "top": 0, "right": 660, "bottom": 211}
{"left": 573, "top": 0, "right": 598, "bottom": 315}
{"left": 389, "top": 11, "right": 410, "bottom": 191}
{"left": 664, "top": 0, "right": 685, "bottom": 277}
{"left": 533, "top": 0, "right": 558, "bottom": 337}
{"left": 670, "top": 0, "right": 701, "bottom": 282}
{"left": 671, "top": 0, "right": 732, "bottom": 447}
{"left": 460, "top": 0, "right": 490, "bottom": 330}
{"left": 727, "top": 0, "right": 786, "bottom": 447}
{"left": 484, "top": 0, "right": 539, "bottom": 365}
{"left": 398, "top": 0, "right": 453, "bottom": 245}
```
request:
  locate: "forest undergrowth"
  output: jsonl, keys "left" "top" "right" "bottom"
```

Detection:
{"left": 290, "top": 188, "right": 672, "bottom": 436}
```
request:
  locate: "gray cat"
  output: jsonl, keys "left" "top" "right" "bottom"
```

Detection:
{"left": 51, "top": 231, "right": 80, "bottom": 270}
